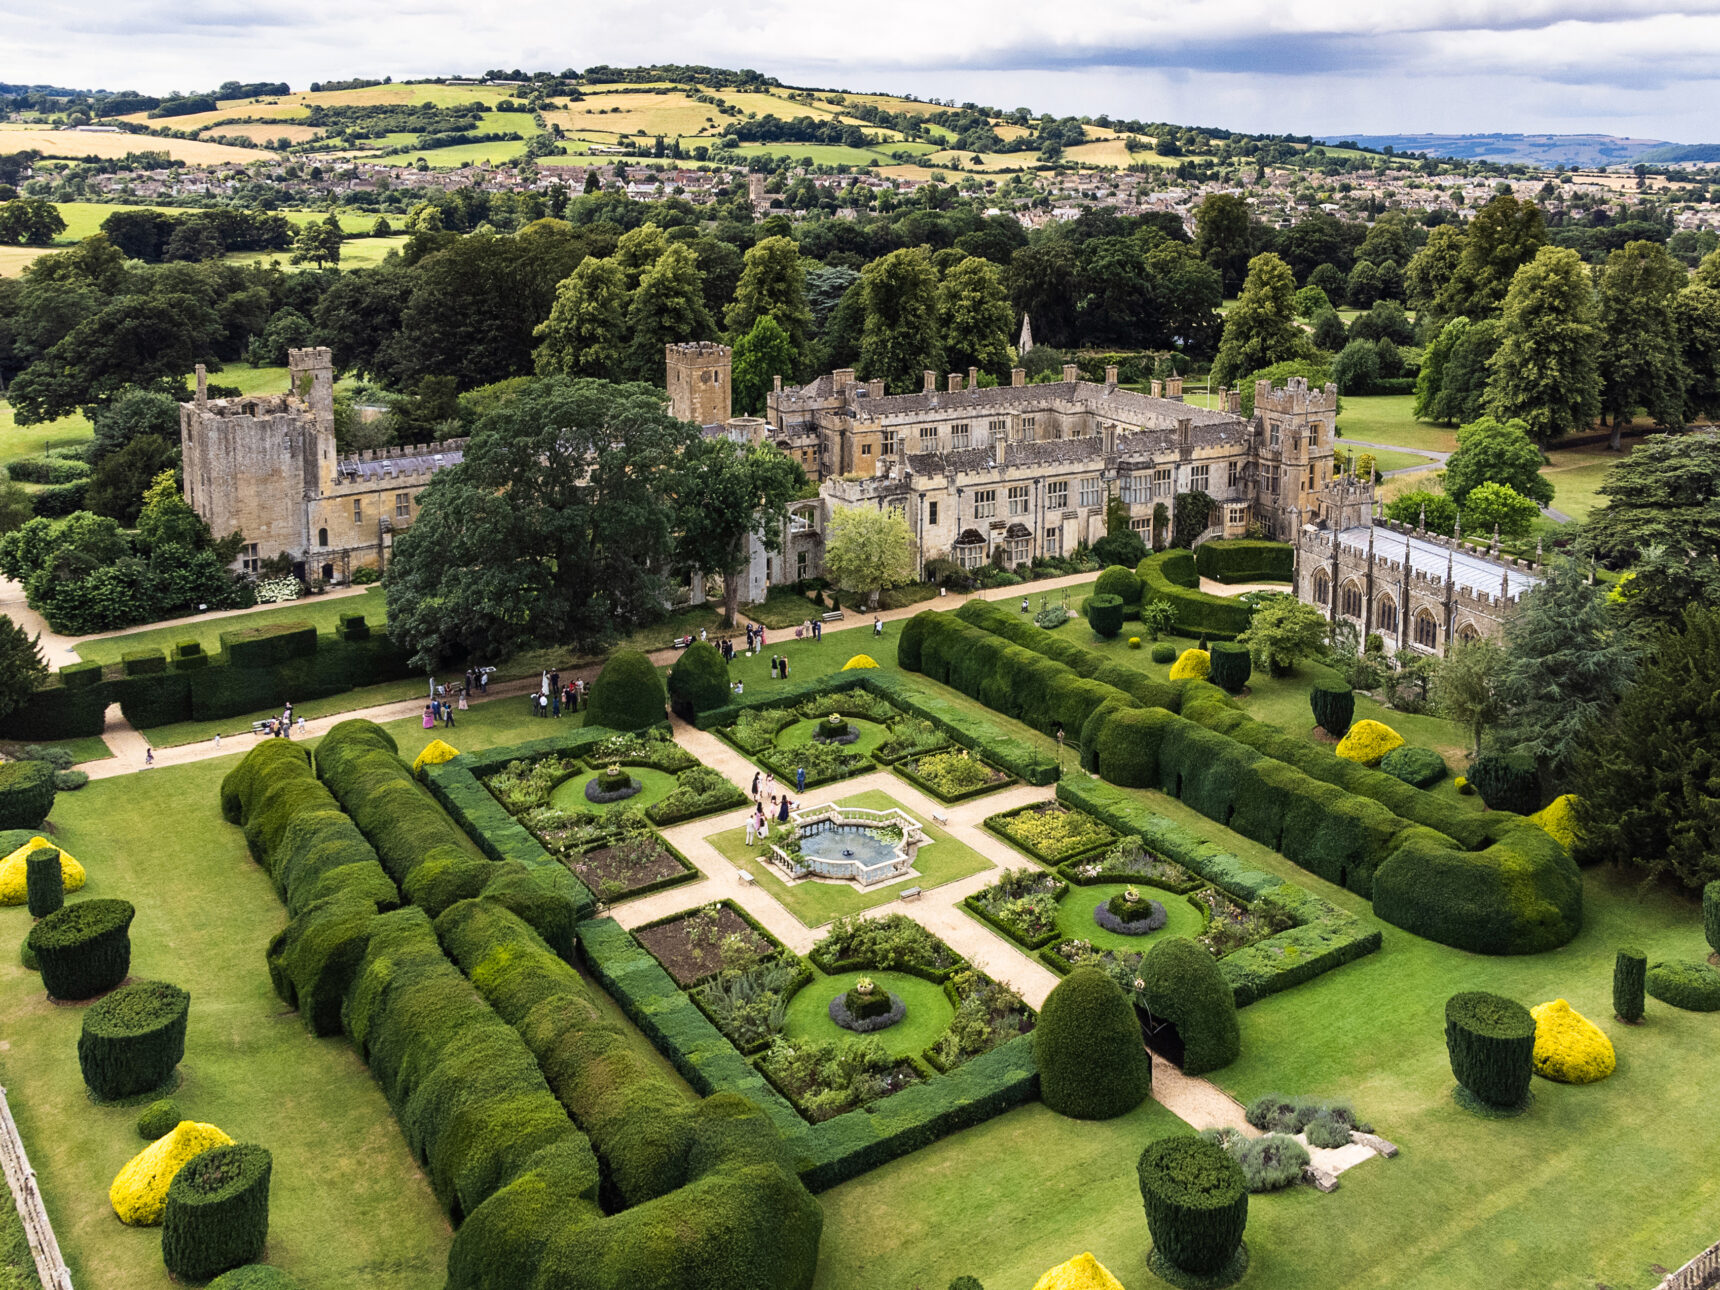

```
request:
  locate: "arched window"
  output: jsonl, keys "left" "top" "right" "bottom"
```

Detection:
{"left": 1458, "top": 621, "right": 1482, "bottom": 643}
{"left": 1340, "top": 580, "right": 1364, "bottom": 619}
{"left": 1414, "top": 609, "right": 1439, "bottom": 649}
{"left": 317, "top": 527, "right": 329, "bottom": 548}
{"left": 1312, "top": 569, "right": 1330, "bottom": 606}
{"left": 1376, "top": 595, "right": 1398, "bottom": 634}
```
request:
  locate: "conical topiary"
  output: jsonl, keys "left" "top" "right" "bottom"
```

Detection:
{"left": 1034, "top": 966, "right": 1151, "bottom": 1119}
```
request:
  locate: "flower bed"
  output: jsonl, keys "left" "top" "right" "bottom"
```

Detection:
{"left": 645, "top": 764, "right": 747, "bottom": 826}
{"left": 1060, "top": 836, "right": 1205, "bottom": 893}
{"left": 690, "top": 942, "right": 812, "bottom": 1054}
{"left": 521, "top": 802, "right": 652, "bottom": 853}
{"left": 723, "top": 706, "right": 800, "bottom": 754}
{"left": 963, "top": 867, "right": 1069, "bottom": 950}
{"left": 1192, "top": 885, "right": 1294, "bottom": 958}
{"left": 755, "top": 740, "right": 872, "bottom": 789}
{"left": 986, "top": 801, "right": 1118, "bottom": 865}
{"left": 794, "top": 690, "right": 901, "bottom": 725}
{"left": 567, "top": 829, "right": 699, "bottom": 905}
{"left": 809, "top": 912, "right": 966, "bottom": 981}
{"left": 923, "top": 969, "right": 1035, "bottom": 1072}
{"left": 583, "top": 728, "right": 698, "bottom": 773}
{"left": 894, "top": 748, "right": 1015, "bottom": 803}
{"left": 483, "top": 754, "right": 583, "bottom": 813}
{"left": 633, "top": 900, "right": 785, "bottom": 988}
{"left": 871, "top": 715, "right": 951, "bottom": 765}
{"left": 757, "top": 1035, "right": 923, "bottom": 1123}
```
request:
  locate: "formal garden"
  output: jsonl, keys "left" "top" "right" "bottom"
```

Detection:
{"left": 1, "top": 577, "right": 1717, "bottom": 1290}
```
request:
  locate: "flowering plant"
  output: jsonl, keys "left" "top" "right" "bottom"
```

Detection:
{"left": 254, "top": 576, "right": 301, "bottom": 604}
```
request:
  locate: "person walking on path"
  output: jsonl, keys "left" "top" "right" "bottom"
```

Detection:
{"left": 751, "top": 771, "right": 761, "bottom": 797}
{"left": 745, "top": 813, "right": 757, "bottom": 845}
{"left": 796, "top": 765, "right": 806, "bottom": 793}
{"left": 551, "top": 686, "right": 561, "bottom": 718}
{"left": 443, "top": 698, "right": 456, "bottom": 728}
{"left": 1021, "top": 596, "right": 1030, "bottom": 613}
{"left": 777, "top": 795, "right": 791, "bottom": 824}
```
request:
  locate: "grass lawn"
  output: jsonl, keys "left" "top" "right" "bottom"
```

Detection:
{"left": 774, "top": 716, "right": 892, "bottom": 759}
{"left": 1049, "top": 881, "right": 1208, "bottom": 951}
{"left": 140, "top": 676, "right": 434, "bottom": 747}
{"left": 706, "top": 787, "right": 994, "bottom": 927}
{"left": 1336, "top": 394, "right": 1457, "bottom": 454}
{"left": 0, "top": 735, "right": 113, "bottom": 765}
{"left": 1339, "top": 445, "right": 1441, "bottom": 474}
{"left": 222, "top": 235, "right": 409, "bottom": 272}
{"left": 0, "top": 758, "right": 452, "bottom": 1290}
{"left": 76, "top": 588, "right": 388, "bottom": 665}
{"left": 548, "top": 765, "right": 679, "bottom": 815}
{"left": 783, "top": 968, "right": 954, "bottom": 1060}
{"left": 0, "top": 401, "right": 91, "bottom": 466}
{"left": 1544, "top": 446, "right": 1627, "bottom": 522}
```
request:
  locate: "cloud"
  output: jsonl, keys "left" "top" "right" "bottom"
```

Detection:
{"left": 4, "top": 0, "right": 1719, "bottom": 141}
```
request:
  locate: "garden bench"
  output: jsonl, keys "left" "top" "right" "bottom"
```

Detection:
{"left": 930, "top": 810, "right": 949, "bottom": 826}
{"left": 737, "top": 871, "right": 756, "bottom": 885}
{"left": 898, "top": 886, "right": 922, "bottom": 901}
{"left": 250, "top": 721, "right": 273, "bottom": 736}
{"left": 821, "top": 611, "right": 845, "bottom": 622}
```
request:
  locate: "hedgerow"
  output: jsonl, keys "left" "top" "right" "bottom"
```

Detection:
{"left": 0, "top": 759, "right": 55, "bottom": 829}
{"left": 1137, "top": 551, "right": 1251, "bottom": 639}
{"left": 1645, "top": 960, "right": 1720, "bottom": 1012}
{"left": 1193, "top": 540, "right": 1294, "bottom": 585}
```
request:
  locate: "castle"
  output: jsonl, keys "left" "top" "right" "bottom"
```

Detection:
{"left": 179, "top": 348, "right": 465, "bottom": 583}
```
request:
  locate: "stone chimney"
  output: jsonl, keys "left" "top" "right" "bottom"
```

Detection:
{"left": 868, "top": 378, "right": 884, "bottom": 399}
{"left": 1101, "top": 423, "right": 1116, "bottom": 454}
{"left": 923, "top": 370, "right": 937, "bottom": 394}
{"left": 1104, "top": 364, "right": 1118, "bottom": 385}
{"left": 1166, "top": 374, "right": 1184, "bottom": 402}
{"left": 773, "top": 374, "right": 783, "bottom": 394}
{"left": 968, "top": 366, "right": 979, "bottom": 390}
{"left": 832, "top": 368, "right": 855, "bottom": 390}
{"left": 1062, "top": 363, "right": 1079, "bottom": 384}
{"left": 1177, "top": 417, "right": 1191, "bottom": 449}
{"left": 1151, "top": 379, "right": 1163, "bottom": 398}
{"left": 1226, "top": 388, "right": 1241, "bottom": 414}
{"left": 948, "top": 372, "right": 963, "bottom": 393}
{"left": 195, "top": 364, "right": 208, "bottom": 404}
{"left": 1011, "top": 368, "right": 1025, "bottom": 387}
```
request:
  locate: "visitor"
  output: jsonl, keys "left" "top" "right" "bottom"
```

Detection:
{"left": 813, "top": 619, "right": 821, "bottom": 641}
{"left": 551, "top": 686, "right": 561, "bottom": 718}
{"left": 745, "top": 813, "right": 757, "bottom": 846}
{"left": 423, "top": 704, "right": 435, "bottom": 730}
{"left": 764, "top": 772, "right": 775, "bottom": 797}
{"left": 796, "top": 765, "right": 806, "bottom": 793}
{"left": 734, "top": 679, "right": 743, "bottom": 695}
{"left": 778, "top": 795, "right": 791, "bottom": 824}
{"left": 780, "top": 655, "right": 790, "bottom": 680}
{"left": 746, "top": 624, "right": 755, "bottom": 650}
{"left": 699, "top": 627, "right": 707, "bottom": 642}
{"left": 212, "top": 732, "right": 221, "bottom": 749}
{"left": 757, "top": 811, "right": 769, "bottom": 840}
{"left": 873, "top": 616, "right": 883, "bottom": 637}
{"left": 541, "top": 670, "right": 550, "bottom": 697}
{"left": 770, "top": 655, "right": 779, "bottom": 679}
{"left": 1021, "top": 596, "right": 1030, "bottom": 614}
{"left": 457, "top": 690, "right": 468, "bottom": 715}
{"left": 751, "top": 771, "right": 761, "bottom": 797}
{"left": 550, "top": 670, "right": 560, "bottom": 697}
{"left": 478, "top": 670, "right": 489, "bottom": 695}
{"left": 296, "top": 716, "right": 307, "bottom": 735}
{"left": 145, "top": 747, "right": 153, "bottom": 766}
{"left": 465, "top": 668, "right": 475, "bottom": 694}
{"left": 760, "top": 627, "right": 768, "bottom": 648}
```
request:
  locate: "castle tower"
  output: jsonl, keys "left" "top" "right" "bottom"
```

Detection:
{"left": 666, "top": 342, "right": 732, "bottom": 426}
{"left": 1254, "top": 376, "right": 1339, "bottom": 535}
{"left": 287, "top": 346, "right": 336, "bottom": 425}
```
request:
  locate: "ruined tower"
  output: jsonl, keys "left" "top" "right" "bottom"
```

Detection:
{"left": 666, "top": 342, "right": 732, "bottom": 426}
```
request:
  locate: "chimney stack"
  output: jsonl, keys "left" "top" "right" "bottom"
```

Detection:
{"left": 1151, "top": 379, "right": 1163, "bottom": 398}
{"left": 968, "top": 366, "right": 979, "bottom": 390}
{"left": 923, "top": 370, "right": 937, "bottom": 394}
{"left": 1226, "top": 388, "right": 1241, "bottom": 414}
{"left": 773, "top": 374, "right": 783, "bottom": 394}
{"left": 1011, "top": 368, "right": 1025, "bottom": 387}
{"left": 195, "top": 364, "right": 208, "bottom": 404}
{"left": 948, "top": 372, "right": 963, "bottom": 393}
{"left": 1104, "top": 364, "right": 1118, "bottom": 385}
{"left": 1062, "top": 363, "right": 1079, "bottom": 384}
{"left": 868, "top": 378, "right": 884, "bottom": 399}
{"left": 1166, "top": 374, "right": 1184, "bottom": 402}
{"left": 833, "top": 368, "right": 855, "bottom": 390}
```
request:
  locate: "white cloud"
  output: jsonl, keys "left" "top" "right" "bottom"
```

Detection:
{"left": 3, "top": 0, "right": 1718, "bottom": 141}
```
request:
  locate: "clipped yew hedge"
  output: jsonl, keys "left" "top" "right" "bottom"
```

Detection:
{"left": 666, "top": 640, "right": 730, "bottom": 719}
{"left": 585, "top": 649, "right": 667, "bottom": 732}
{"left": 1137, "top": 936, "right": 1241, "bottom": 1075}
{"left": 28, "top": 898, "right": 134, "bottom": 1000}
{"left": 1034, "top": 966, "right": 1151, "bottom": 1119}
{"left": 1445, "top": 991, "right": 1535, "bottom": 1108}
{"left": 1194, "top": 539, "right": 1294, "bottom": 585}
{"left": 162, "top": 1144, "right": 273, "bottom": 1283}
{"left": 1137, "top": 550, "right": 1251, "bottom": 639}
{"left": 0, "top": 759, "right": 55, "bottom": 829}
{"left": 1094, "top": 564, "right": 1143, "bottom": 606}
{"left": 1208, "top": 641, "right": 1251, "bottom": 693}
{"left": 1137, "top": 1135, "right": 1249, "bottom": 1277}
{"left": 1309, "top": 681, "right": 1354, "bottom": 737}
{"left": 79, "top": 980, "right": 190, "bottom": 1100}
{"left": 1085, "top": 593, "right": 1125, "bottom": 638}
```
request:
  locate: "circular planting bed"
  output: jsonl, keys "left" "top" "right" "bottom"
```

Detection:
{"left": 785, "top": 968, "right": 952, "bottom": 1058}
{"left": 585, "top": 766, "right": 641, "bottom": 804}
{"left": 775, "top": 717, "right": 891, "bottom": 759}
{"left": 1056, "top": 883, "right": 1205, "bottom": 953}
{"left": 829, "top": 980, "right": 907, "bottom": 1033}
{"left": 549, "top": 766, "right": 679, "bottom": 815}
{"left": 1094, "top": 889, "right": 1168, "bottom": 936}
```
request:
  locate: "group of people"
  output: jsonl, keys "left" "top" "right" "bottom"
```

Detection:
{"left": 423, "top": 691, "right": 463, "bottom": 729}
{"left": 532, "top": 670, "right": 586, "bottom": 718}
{"left": 462, "top": 668, "right": 491, "bottom": 696}
{"left": 744, "top": 769, "right": 795, "bottom": 844}
{"left": 264, "top": 701, "right": 305, "bottom": 738}
{"left": 796, "top": 618, "right": 825, "bottom": 642}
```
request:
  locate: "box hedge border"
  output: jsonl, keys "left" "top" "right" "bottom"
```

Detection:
{"left": 960, "top": 876, "right": 1071, "bottom": 952}
{"left": 984, "top": 801, "right": 1118, "bottom": 867}
{"left": 1193, "top": 539, "right": 1295, "bottom": 585}
{"left": 891, "top": 753, "right": 1016, "bottom": 804}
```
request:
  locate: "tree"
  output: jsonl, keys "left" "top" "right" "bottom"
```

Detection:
{"left": 1571, "top": 605, "right": 1720, "bottom": 888}
{"left": 1382, "top": 488, "right": 1458, "bottom": 536}
{"left": 1332, "top": 339, "right": 1381, "bottom": 394}
{"left": 290, "top": 220, "right": 342, "bottom": 268}
{"left": 1674, "top": 277, "right": 1720, "bottom": 423}
{"left": 1194, "top": 193, "right": 1260, "bottom": 294}
{"left": 624, "top": 242, "right": 715, "bottom": 382}
{"left": 1434, "top": 637, "right": 1503, "bottom": 756}
{"left": 1430, "top": 318, "right": 1501, "bottom": 426}
{"left": 1596, "top": 240, "right": 1688, "bottom": 446}
{"left": 939, "top": 256, "right": 1013, "bottom": 378}
{"left": 1414, "top": 316, "right": 1468, "bottom": 421}
{"left": 1236, "top": 596, "right": 1327, "bottom": 676}
{"left": 135, "top": 468, "right": 211, "bottom": 552}
{"left": 821, "top": 505, "right": 916, "bottom": 611}
{"left": 1439, "top": 194, "right": 1546, "bottom": 318}
{"left": 673, "top": 439, "right": 806, "bottom": 626}
{"left": 87, "top": 436, "right": 177, "bottom": 526}
{"left": 1494, "top": 560, "right": 1637, "bottom": 788}
{"left": 533, "top": 257, "right": 628, "bottom": 378}
{"left": 731, "top": 315, "right": 797, "bottom": 416}
{"left": 1486, "top": 247, "right": 1601, "bottom": 442}
{"left": 386, "top": 378, "right": 697, "bottom": 666}
{"left": 90, "top": 388, "right": 181, "bottom": 463}
{"left": 1581, "top": 433, "right": 1720, "bottom": 566}
{"left": 1211, "top": 253, "right": 1309, "bottom": 386}
{"left": 859, "top": 247, "right": 943, "bottom": 393}
{"left": 0, "top": 614, "right": 46, "bottom": 723}
{"left": 0, "top": 198, "right": 66, "bottom": 247}
{"left": 1441, "top": 415, "right": 1552, "bottom": 507}
{"left": 1310, "top": 309, "right": 1348, "bottom": 351}
{"left": 1294, "top": 284, "right": 1333, "bottom": 319}
{"left": 1407, "top": 224, "right": 1464, "bottom": 316}
{"left": 1003, "top": 240, "right": 1078, "bottom": 350}
{"left": 0, "top": 483, "right": 31, "bottom": 535}
{"left": 1234, "top": 360, "right": 1334, "bottom": 417}
{"left": 724, "top": 235, "right": 810, "bottom": 358}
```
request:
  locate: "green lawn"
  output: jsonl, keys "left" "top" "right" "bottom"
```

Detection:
{"left": 706, "top": 787, "right": 994, "bottom": 927}
{"left": 1544, "top": 447, "right": 1626, "bottom": 522}
{"left": 1340, "top": 445, "right": 1441, "bottom": 474}
{"left": 75, "top": 587, "right": 388, "bottom": 665}
{"left": 222, "top": 235, "right": 409, "bottom": 272}
{"left": 549, "top": 764, "right": 678, "bottom": 815}
{"left": 1336, "top": 394, "right": 1457, "bottom": 455}
{"left": 1048, "top": 881, "right": 1208, "bottom": 952}
{"left": 783, "top": 968, "right": 953, "bottom": 1059}
{"left": 0, "top": 735, "right": 113, "bottom": 765}
{"left": 774, "top": 716, "right": 892, "bottom": 759}
{"left": 0, "top": 401, "right": 91, "bottom": 467}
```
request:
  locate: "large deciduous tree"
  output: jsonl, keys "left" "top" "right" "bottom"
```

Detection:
{"left": 938, "top": 255, "right": 1013, "bottom": 379}
{"left": 821, "top": 505, "right": 916, "bottom": 610}
{"left": 724, "top": 235, "right": 811, "bottom": 359}
{"left": 731, "top": 316, "right": 797, "bottom": 416}
{"left": 1437, "top": 194, "right": 1546, "bottom": 319}
{"left": 859, "top": 247, "right": 943, "bottom": 393}
{"left": 1441, "top": 416, "right": 1553, "bottom": 507}
{"left": 1596, "top": 239, "right": 1687, "bottom": 446}
{"left": 532, "top": 257, "right": 628, "bottom": 378}
{"left": 1193, "top": 193, "right": 1261, "bottom": 295}
{"left": 1211, "top": 253, "right": 1309, "bottom": 387}
{"left": 673, "top": 439, "right": 806, "bottom": 626}
{"left": 385, "top": 378, "right": 697, "bottom": 666}
{"left": 1485, "top": 247, "right": 1601, "bottom": 442}
{"left": 624, "top": 241, "right": 715, "bottom": 382}
{"left": 1236, "top": 595, "right": 1329, "bottom": 677}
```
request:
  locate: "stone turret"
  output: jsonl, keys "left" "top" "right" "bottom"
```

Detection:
{"left": 666, "top": 341, "right": 732, "bottom": 425}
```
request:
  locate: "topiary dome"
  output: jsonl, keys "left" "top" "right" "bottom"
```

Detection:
{"left": 1034, "top": 965, "right": 1152, "bottom": 1119}
{"left": 1094, "top": 564, "right": 1143, "bottom": 607}
{"left": 666, "top": 641, "right": 730, "bottom": 718}
{"left": 1138, "top": 935, "right": 1241, "bottom": 1075}
{"left": 585, "top": 649, "right": 667, "bottom": 732}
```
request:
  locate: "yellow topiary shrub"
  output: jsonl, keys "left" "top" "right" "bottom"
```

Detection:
{"left": 1529, "top": 794, "right": 1580, "bottom": 853}
{"left": 841, "top": 654, "right": 879, "bottom": 670}
{"left": 1334, "top": 719, "right": 1404, "bottom": 765}
{"left": 110, "top": 1121, "right": 235, "bottom": 1225}
{"left": 1168, "top": 649, "right": 1210, "bottom": 680}
{"left": 0, "top": 837, "right": 86, "bottom": 906}
{"left": 1530, "top": 999, "right": 1615, "bottom": 1084}
{"left": 411, "top": 739, "right": 460, "bottom": 776}
{"left": 1032, "top": 1252, "right": 1127, "bottom": 1290}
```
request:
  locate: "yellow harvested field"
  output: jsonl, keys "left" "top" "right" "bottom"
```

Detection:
{"left": 204, "top": 122, "right": 321, "bottom": 145}
{"left": 1064, "top": 139, "right": 1136, "bottom": 167}
{"left": 549, "top": 92, "right": 720, "bottom": 139}
{"left": 843, "top": 94, "right": 950, "bottom": 117}
{"left": 0, "top": 128, "right": 260, "bottom": 164}
{"left": 0, "top": 246, "right": 43, "bottom": 278}
{"left": 994, "top": 123, "right": 1031, "bottom": 141}
{"left": 114, "top": 102, "right": 309, "bottom": 131}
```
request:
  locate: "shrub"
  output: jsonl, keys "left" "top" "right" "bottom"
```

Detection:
{"left": 1379, "top": 746, "right": 1446, "bottom": 788}
{"left": 411, "top": 738, "right": 459, "bottom": 777}
{"left": 53, "top": 769, "right": 89, "bottom": 791}
{"left": 950, "top": 1279, "right": 986, "bottom": 1290}
{"left": 1614, "top": 947, "right": 1647, "bottom": 1022}
{"left": 220, "top": 622, "right": 316, "bottom": 669}
{"left": 1529, "top": 999, "right": 1615, "bottom": 1084}
{"left": 1468, "top": 752, "right": 1540, "bottom": 815}
{"left": 1034, "top": 966, "right": 1151, "bottom": 1119}
{"left": 1208, "top": 642, "right": 1251, "bottom": 693}
{"left": 26, "top": 845, "right": 64, "bottom": 916}
{"left": 1334, "top": 718, "right": 1403, "bottom": 765}
{"left": 1094, "top": 564, "right": 1142, "bottom": 607}
{"left": 1086, "top": 593, "right": 1125, "bottom": 638}
{"left": 585, "top": 649, "right": 666, "bottom": 732}
{"left": 350, "top": 566, "right": 380, "bottom": 585}
{"left": 1137, "top": 550, "right": 1252, "bottom": 638}
{"left": 79, "top": 980, "right": 191, "bottom": 1099}
{"left": 1645, "top": 960, "right": 1720, "bottom": 1011}
{"left": 1136, "top": 1135, "right": 1248, "bottom": 1277}
{"left": 1138, "top": 935, "right": 1241, "bottom": 1075}
{"left": 1303, "top": 1109, "right": 1357, "bottom": 1148}
{"left": 1705, "top": 881, "right": 1720, "bottom": 958}
{"left": 1127, "top": 635, "right": 1140, "bottom": 648}
{"left": 667, "top": 641, "right": 729, "bottom": 718}
{"left": 1308, "top": 681, "right": 1354, "bottom": 737}
{"left": 0, "top": 759, "right": 55, "bottom": 828}
{"left": 1445, "top": 991, "right": 1535, "bottom": 1107}
{"left": 110, "top": 1120, "right": 235, "bottom": 1226}
{"left": 28, "top": 898, "right": 135, "bottom": 1000}
{"left": 210, "top": 1268, "right": 302, "bottom": 1290}
{"left": 162, "top": 1143, "right": 273, "bottom": 1282}
{"left": 1151, "top": 643, "right": 1177, "bottom": 664}
{"left": 1528, "top": 794, "right": 1578, "bottom": 852}
{"left": 1029, "top": 1253, "right": 1122, "bottom": 1290}
{"left": 1455, "top": 775, "right": 1473, "bottom": 795}
{"left": 138, "top": 1099, "right": 181, "bottom": 1140}
{"left": 1233, "top": 1132, "right": 1309, "bottom": 1191}
{"left": 842, "top": 654, "right": 879, "bottom": 669}
{"left": 1194, "top": 540, "right": 1294, "bottom": 585}
{"left": 1168, "top": 648, "right": 1210, "bottom": 681}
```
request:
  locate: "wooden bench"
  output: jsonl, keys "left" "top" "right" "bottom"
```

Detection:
{"left": 821, "top": 611, "right": 845, "bottom": 623}
{"left": 898, "top": 886, "right": 922, "bottom": 901}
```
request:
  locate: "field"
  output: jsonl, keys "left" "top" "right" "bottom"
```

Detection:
{"left": 1334, "top": 394, "right": 1458, "bottom": 454}
{"left": 1543, "top": 446, "right": 1628, "bottom": 521}
{"left": 0, "top": 126, "right": 258, "bottom": 166}
{"left": 222, "top": 234, "right": 409, "bottom": 271}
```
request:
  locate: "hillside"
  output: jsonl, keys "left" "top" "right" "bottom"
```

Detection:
{"left": 1338, "top": 132, "right": 1678, "bottom": 167}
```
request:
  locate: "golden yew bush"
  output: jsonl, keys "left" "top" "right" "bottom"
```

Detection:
{"left": 0, "top": 837, "right": 85, "bottom": 905}
{"left": 1334, "top": 719, "right": 1404, "bottom": 765}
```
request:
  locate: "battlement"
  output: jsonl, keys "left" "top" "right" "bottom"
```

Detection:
{"left": 667, "top": 342, "right": 732, "bottom": 425}
{"left": 335, "top": 438, "right": 468, "bottom": 485}
{"left": 1256, "top": 376, "right": 1338, "bottom": 416}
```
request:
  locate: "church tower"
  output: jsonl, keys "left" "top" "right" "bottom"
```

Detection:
{"left": 666, "top": 342, "right": 732, "bottom": 426}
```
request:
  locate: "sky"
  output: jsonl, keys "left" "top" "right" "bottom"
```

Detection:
{"left": 5, "top": 0, "right": 1720, "bottom": 143}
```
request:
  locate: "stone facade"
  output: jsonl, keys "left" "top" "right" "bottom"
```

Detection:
{"left": 666, "top": 341, "right": 734, "bottom": 428}
{"left": 180, "top": 348, "right": 464, "bottom": 582}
